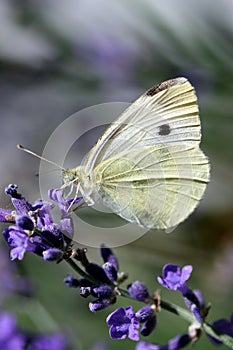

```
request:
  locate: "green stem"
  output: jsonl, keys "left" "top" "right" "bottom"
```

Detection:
{"left": 66, "top": 258, "right": 92, "bottom": 280}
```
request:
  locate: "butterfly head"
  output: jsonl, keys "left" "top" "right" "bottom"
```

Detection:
{"left": 63, "top": 167, "right": 81, "bottom": 185}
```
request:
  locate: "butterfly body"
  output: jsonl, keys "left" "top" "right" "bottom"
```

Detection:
{"left": 64, "top": 77, "right": 210, "bottom": 229}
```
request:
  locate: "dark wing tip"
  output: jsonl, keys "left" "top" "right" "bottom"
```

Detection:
{"left": 146, "top": 77, "right": 188, "bottom": 97}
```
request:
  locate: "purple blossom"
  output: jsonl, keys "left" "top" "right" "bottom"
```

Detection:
{"left": 2, "top": 185, "right": 72, "bottom": 262}
{"left": 5, "top": 184, "right": 32, "bottom": 215}
{"left": 102, "top": 262, "right": 118, "bottom": 282}
{"left": 86, "top": 263, "right": 110, "bottom": 284}
{"left": 0, "top": 244, "right": 34, "bottom": 298}
{"left": 136, "top": 333, "right": 191, "bottom": 350}
{"left": 128, "top": 281, "right": 150, "bottom": 302}
{"left": 48, "top": 188, "right": 81, "bottom": 217}
{"left": 157, "top": 264, "right": 192, "bottom": 292}
{"left": 43, "top": 248, "right": 63, "bottom": 261}
{"left": 100, "top": 244, "right": 119, "bottom": 271}
{"left": 64, "top": 274, "right": 80, "bottom": 288}
{"left": 106, "top": 306, "right": 140, "bottom": 341}
{"left": 16, "top": 215, "right": 34, "bottom": 231}
{"left": 3, "top": 226, "right": 36, "bottom": 260}
{"left": 136, "top": 306, "right": 156, "bottom": 336}
{"left": 48, "top": 188, "right": 81, "bottom": 238}
{"left": 89, "top": 284, "right": 116, "bottom": 312}
{"left": 27, "top": 333, "right": 67, "bottom": 350}
{"left": 208, "top": 314, "right": 233, "bottom": 345}
{"left": 0, "top": 311, "right": 26, "bottom": 350}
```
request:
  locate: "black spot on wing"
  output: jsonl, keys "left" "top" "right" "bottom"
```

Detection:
{"left": 146, "top": 77, "right": 187, "bottom": 96}
{"left": 158, "top": 124, "right": 171, "bottom": 136}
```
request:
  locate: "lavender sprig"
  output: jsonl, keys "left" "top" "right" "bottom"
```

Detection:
{"left": 1, "top": 184, "right": 233, "bottom": 349}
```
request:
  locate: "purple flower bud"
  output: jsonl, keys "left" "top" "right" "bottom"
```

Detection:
{"left": 208, "top": 314, "right": 233, "bottom": 345}
{"left": 16, "top": 215, "right": 34, "bottom": 231}
{"left": 140, "top": 315, "right": 156, "bottom": 337}
{"left": 136, "top": 306, "right": 154, "bottom": 323}
{"left": 135, "top": 341, "right": 160, "bottom": 349}
{"left": 5, "top": 184, "right": 32, "bottom": 215}
{"left": 64, "top": 274, "right": 80, "bottom": 288}
{"left": 182, "top": 289, "right": 200, "bottom": 309}
{"left": 190, "top": 304, "right": 203, "bottom": 324}
{"left": 86, "top": 263, "right": 109, "bottom": 283}
{"left": 43, "top": 248, "right": 63, "bottom": 261}
{"left": 5, "top": 184, "right": 20, "bottom": 198}
{"left": 100, "top": 244, "right": 119, "bottom": 271}
{"left": 91, "top": 285, "right": 114, "bottom": 298}
{"left": 128, "top": 281, "right": 149, "bottom": 301}
{"left": 157, "top": 264, "right": 193, "bottom": 291}
{"left": 168, "top": 333, "right": 191, "bottom": 350}
{"left": 102, "top": 262, "right": 117, "bottom": 282}
{"left": 89, "top": 298, "right": 114, "bottom": 312}
{"left": 136, "top": 333, "right": 191, "bottom": 350}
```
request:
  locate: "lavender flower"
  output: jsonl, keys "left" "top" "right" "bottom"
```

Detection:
{"left": 136, "top": 333, "right": 191, "bottom": 350}
{"left": 106, "top": 306, "right": 140, "bottom": 341}
{"left": 157, "top": 264, "right": 192, "bottom": 293}
{"left": 27, "top": 333, "right": 67, "bottom": 350}
{"left": 0, "top": 311, "right": 26, "bottom": 349}
{"left": 2, "top": 185, "right": 72, "bottom": 262}
{"left": 208, "top": 314, "right": 233, "bottom": 345}
{"left": 158, "top": 264, "right": 208, "bottom": 324}
{"left": 128, "top": 281, "right": 150, "bottom": 302}
{"left": 107, "top": 305, "right": 156, "bottom": 341}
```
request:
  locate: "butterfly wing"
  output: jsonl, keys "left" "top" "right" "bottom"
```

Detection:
{"left": 92, "top": 144, "right": 209, "bottom": 229}
{"left": 84, "top": 77, "right": 201, "bottom": 173}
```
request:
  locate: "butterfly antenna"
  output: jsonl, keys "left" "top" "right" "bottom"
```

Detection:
{"left": 17, "top": 144, "right": 65, "bottom": 171}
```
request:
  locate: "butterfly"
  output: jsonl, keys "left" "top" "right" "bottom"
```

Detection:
{"left": 63, "top": 77, "right": 210, "bottom": 230}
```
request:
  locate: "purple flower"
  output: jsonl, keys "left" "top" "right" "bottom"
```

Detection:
{"left": 16, "top": 215, "right": 34, "bottom": 231}
{"left": 27, "top": 333, "right": 67, "bottom": 350}
{"left": 43, "top": 248, "right": 63, "bottom": 261}
{"left": 136, "top": 333, "right": 191, "bottom": 350}
{"left": 136, "top": 306, "right": 156, "bottom": 337}
{"left": 128, "top": 281, "right": 150, "bottom": 302}
{"left": 100, "top": 244, "right": 119, "bottom": 271}
{"left": 106, "top": 306, "right": 140, "bottom": 341}
{"left": 102, "top": 262, "right": 118, "bottom": 282}
{"left": 157, "top": 264, "right": 192, "bottom": 292}
{"left": 91, "top": 342, "right": 109, "bottom": 350}
{"left": 86, "top": 263, "right": 110, "bottom": 284}
{"left": 5, "top": 184, "right": 32, "bottom": 215}
{"left": 49, "top": 188, "right": 82, "bottom": 217}
{"left": 0, "top": 243, "right": 34, "bottom": 298}
{"left": 49, "top": 189, "right": 81, "bottom": 238}
{"left": 2, "top": 185, "right": 69, "bottom": 262}
{"left": 64, "top": 274, "right": 80, "bottom": 288}
{"left": 3, "top": 226, "right": 36, "bottom": 260}
{"left": 208, "top": 314, "right": 233, "bottom": 345}
{"left": 89, "top": 284, "right": 116, "bottom": 312}
{"left": 0, "top": 311, "right": 26, "bottom": 350}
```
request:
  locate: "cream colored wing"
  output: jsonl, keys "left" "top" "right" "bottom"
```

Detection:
{"left": 92, "top": 144, "right": 209, "bottom": 229}
{"left": 84, "top": 77, "right": 201, "bottom": 173}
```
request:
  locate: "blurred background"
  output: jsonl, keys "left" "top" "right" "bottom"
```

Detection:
{"left": 0, "top": 0, "right": 233, "bottom": 349}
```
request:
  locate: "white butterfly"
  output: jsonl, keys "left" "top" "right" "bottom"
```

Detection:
{"left": 64, "top": 77, "right": 210, "bottom": 229}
